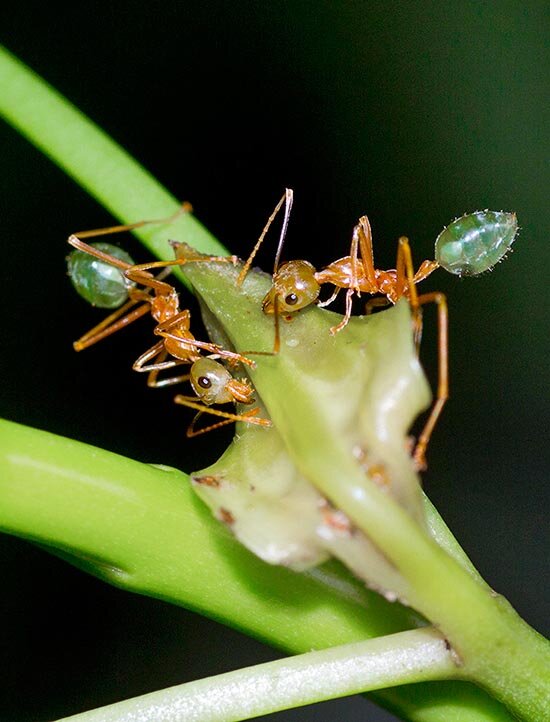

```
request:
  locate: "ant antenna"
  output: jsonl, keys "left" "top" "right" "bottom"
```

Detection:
{"left": 273, "top": 188, "right": 294, "bottom": 274}
{"left": 237, "top": 188, "right": 294, "bottom": 286}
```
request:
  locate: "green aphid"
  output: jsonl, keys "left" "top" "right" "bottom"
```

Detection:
{"left": 67, "top": 242, "right": 135, "bottom": 308}
{"left": 435, "top": 210, "right": 518, "bottom": 277}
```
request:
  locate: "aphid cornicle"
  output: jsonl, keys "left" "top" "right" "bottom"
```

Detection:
{"left": 435, "top": 210, "right": 518, "bottom": 276}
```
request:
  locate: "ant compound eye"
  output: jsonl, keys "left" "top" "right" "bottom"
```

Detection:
{"left": 285, "top": 293, "right": 298, "bottom": 305}
{"left": 198, "top": 376, "right": 212, "bottom": 389}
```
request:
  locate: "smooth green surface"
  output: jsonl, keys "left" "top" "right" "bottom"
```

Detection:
{"left": 0, "top": 418, "right": 514, "bottom": 722}
{"left": 56, "top": 629, "right": 457, "bottom": 722}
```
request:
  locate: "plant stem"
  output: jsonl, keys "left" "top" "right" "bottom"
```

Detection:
{"left": 0, "top": 419, "right": 515, "bottom": 722}
{"left": 0, "top": 44, "right": 225, "bottom": 264}
{"left": 55, "top": 628, "right": 457, "bottom": 722}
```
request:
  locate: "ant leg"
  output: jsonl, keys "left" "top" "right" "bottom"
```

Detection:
{"left": 187, "top": 411, "right": 241, "bottom": 437}
{"left": 412, "top": 292, "right": 449, "bottom": 471}
{"left": 326, "top": 221, "right": 371, "bottom": 334}
{"left": 357, "top": 216, "right": 377, "bottom": 288}
{"left": 186, "top": 408, "right": 268, "bottom": 437}
{"left": 242, "top": 294, "right": 281, "bottom": 356}
{"left": 364, "top": 297, "right": 390, "bottom": 315}
{"left": 329, "top": 287, "right": 354, "bottom": 335}
{"left": 395, "top": 236, "right": 424, "bottom": 344}
{"left": 136, "top": 347, "right": 191, "bottom": 388}
{"left": 173, "top": 396, "right": 272, "bottom": 435}
{"left": 237, "top": 188, "right": 294, "bottom": 287}
{"left": 68, "top": 238, "right": 168, "bottom": 298}
{"left": 156, "top": 313, "right": 256, "bottom": 367}
{"left": 414, "top": 259, "right": 439, "bottom": 284}
{"left": 68, "top": 237, "right": 134, "bottom": 271}
{"left": 68, "top": 202, "right": 193, "bottom": 244}
{"left": 133, "top": 339, "right": 191, "bottom": 373}
{"left": 74, "top": 299, "right": 151, "bottom": 351}
{"left": 125, "top": 253, "right": 239, "bottom": 294}
{"left": 318, "top": 286, "right": 340, "bottom": 308}
{"left": 395, "top": 237, "right": 419, "bottom": 306}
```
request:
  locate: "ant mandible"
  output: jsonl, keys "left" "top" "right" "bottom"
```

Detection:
{"left": 174, "top": 357, "right": 271, "bottom": 437}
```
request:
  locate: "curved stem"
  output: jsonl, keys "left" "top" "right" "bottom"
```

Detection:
{"left": 0, "top": 44, "right": 226, "bottom": 267}
{"left": 56, "top": 629, "right": 457, "bottom": 722}
{"left": 0, "top": 419, "right": 515, "bottom": 722}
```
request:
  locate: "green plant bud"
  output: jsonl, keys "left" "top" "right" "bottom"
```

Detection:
{"left": 175, "top": 243, "right": 432, "bottom": 603}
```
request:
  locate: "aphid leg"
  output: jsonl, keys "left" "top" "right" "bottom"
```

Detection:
{"left": 237, "top": 188, "right": 294, "bottom": 287}
{"left": 73, "top": 299, "right": 151, "bottom": 351}
{"left": 412, "top": 292, "right": 449, "bottom": 471}
{"left": 173, "top": 396, "right": 271, "bottom": 436}
{"left": 68, "top": 202, "right": 192, "bottom": 245}
{"left": 364, "top": 297, "right": 390, "bottom": 315}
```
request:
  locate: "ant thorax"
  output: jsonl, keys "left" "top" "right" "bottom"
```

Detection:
{"left": 150, "top": 290, "right": 180, "bottom": 324}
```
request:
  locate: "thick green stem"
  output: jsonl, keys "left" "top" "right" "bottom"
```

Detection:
{"left": 0, "top": 419, "right": 514, "bottom": 722}
{"left": 54, "top": 629, "right": 457, "bottom": 722}
{"left": 181, "top": 259, "right": 550, "bottom": 722}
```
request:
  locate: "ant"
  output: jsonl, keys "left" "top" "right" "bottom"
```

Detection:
{"left": 174, "top": 357, "right": 271, "bottom": 437}
{"left": 68, "top": 208, "right": 271, "bottom": 434}
{"left": 68, "top": 205, "right": 255, "bottom": 385}
{"left": 237, "top": 190, "right": 447, "bottom": 470}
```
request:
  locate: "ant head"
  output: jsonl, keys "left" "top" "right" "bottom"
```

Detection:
{"left": 190, "top": 357, "right": 234, "bottom": 405}
{"left": 262, "top": 260, "right": 320, "bottom": 314}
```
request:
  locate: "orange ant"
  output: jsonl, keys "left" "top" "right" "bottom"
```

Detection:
{"left": 68, "top": 209, "right": 272, "bottom": 435}
{"left": 174, "top": 357, "right": 270, "bottom": 437}
{"left": 237, "top": 190, "right": 447, "bottom": 470}
{"left": 68, "top": 206, "right": 255, "bottom": 385}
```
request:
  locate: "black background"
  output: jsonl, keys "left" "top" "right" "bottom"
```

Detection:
{"left": 1, "top": 2, "right": 548, "bottom": 721}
